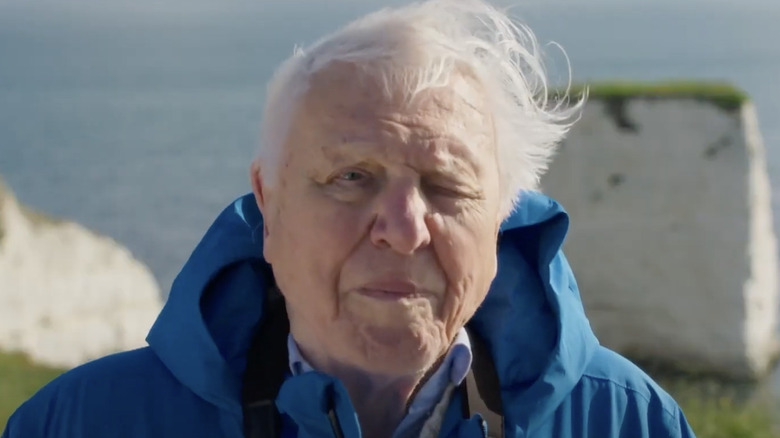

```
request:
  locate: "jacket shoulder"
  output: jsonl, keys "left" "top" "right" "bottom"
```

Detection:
{"left": 569, "top": 346, "right": 695, "bottom": 437}
{"left": 582, "top": 347, "right": 678, "bottom": 412}
{"left": 3, "top": 347, "right": 221, "bottom": 438}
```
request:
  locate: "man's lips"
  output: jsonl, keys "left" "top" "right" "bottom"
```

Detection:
{"left": 357, "top": 280, "right": 424, "bottom": 300}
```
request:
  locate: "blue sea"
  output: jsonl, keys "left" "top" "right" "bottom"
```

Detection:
{"left": 1, "top": 0, "right": 779, "bottom": 391}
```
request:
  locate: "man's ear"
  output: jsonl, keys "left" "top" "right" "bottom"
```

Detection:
{"left": 249, "top": 159, "right": 271, "bottom": 239}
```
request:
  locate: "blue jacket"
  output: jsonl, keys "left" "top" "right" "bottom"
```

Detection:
{"left": 3, "top": 192, "right": 696, "bottom": 438}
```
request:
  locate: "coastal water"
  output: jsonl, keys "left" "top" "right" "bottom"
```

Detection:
{"left": 1, "top": 0, "right": 779, "bottom": 392}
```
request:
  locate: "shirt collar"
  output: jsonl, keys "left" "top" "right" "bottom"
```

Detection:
{"left": 287, "top": 327, "right": 473, "bottom": 385}
{"left": 287, "top": 328, "right": 472, "bottom": 438}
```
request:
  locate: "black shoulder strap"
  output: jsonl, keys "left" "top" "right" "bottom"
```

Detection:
{"left": 462, "top": 327, "right": 504, "bottom": 438}
{"left": 242, "top": 288, "right": 289, "bottom": 438}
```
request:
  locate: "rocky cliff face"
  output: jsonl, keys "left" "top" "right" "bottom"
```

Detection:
{"left": 0, "top": 177, "right": 163, "bottom": 368}
{"left": 543, "top": 95, "right": 779, "bottom": 379}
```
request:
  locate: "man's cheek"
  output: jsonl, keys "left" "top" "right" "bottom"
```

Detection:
{"left": 426, "top": 215, "right": 461, "bottom": 275}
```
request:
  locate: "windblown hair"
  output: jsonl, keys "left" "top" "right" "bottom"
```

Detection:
{"left": 258, "top": 0, "right": 583, "bottom": 217}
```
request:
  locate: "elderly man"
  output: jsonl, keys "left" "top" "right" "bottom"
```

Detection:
{"left": 4, "top": 0, "right": 696, "bottom": 437}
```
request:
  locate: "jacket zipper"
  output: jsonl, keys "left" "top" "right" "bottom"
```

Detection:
{"left": 327, "top": 407, "right": 345, "bottom": 438}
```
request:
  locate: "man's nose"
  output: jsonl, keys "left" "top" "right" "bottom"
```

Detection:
{"left": 369, "top": 181, "right": 432, "bottom": 255}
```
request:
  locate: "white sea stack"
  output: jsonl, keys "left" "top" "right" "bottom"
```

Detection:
{"left": 543, "top": 91, "right": 780, "bottom": 379}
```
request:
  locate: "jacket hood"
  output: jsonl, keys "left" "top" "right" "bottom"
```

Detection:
{"left": 146, "top": 191, "right": 599, "bottom": 431}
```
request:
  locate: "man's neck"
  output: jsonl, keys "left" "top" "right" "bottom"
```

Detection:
{"left": 291, "top": 339, "right": 446, "bottom": 438}
{"left": 334, "top": 367, "right": 423, "bottom": 438}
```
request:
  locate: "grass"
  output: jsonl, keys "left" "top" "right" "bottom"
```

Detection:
{"left": 680, "top": 396, "right": 779, "bottom": 438}
{"left": 0, "top": 350, "right": 778, "bottom": 436}
{"left": 0, "top": 352, "right": 65, "bottom": 431}
{"left": 664, "top": 377, "right": 780, "bottom": 438}
{"left": 554, "top": 80, "right": 749, "bottom": 113}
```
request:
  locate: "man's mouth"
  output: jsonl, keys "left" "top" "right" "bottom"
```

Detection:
{"left": 357, "top": 280, "right": 423, "bottom": 300}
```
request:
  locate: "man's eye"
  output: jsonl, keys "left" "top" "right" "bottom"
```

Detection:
{"left": 338, "top": 171, "right": 366, "bottom": 182}
{"left": 424, "top": 180, "right": 483, "bottom": 201}
{"left": 425, "top": 182, "right": 464, "bottom": 198}
{"left": 434, "top": 187, "right": 465, "bottom": 198}
{"left": 330, "top": 169, "right": 373, "bottom": 188}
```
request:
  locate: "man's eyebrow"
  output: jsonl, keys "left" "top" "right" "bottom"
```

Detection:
{"left": 320, "top": 138, "right": 376, "bottom": 163}
{"left": 419, "top": 138, "right": 484, "bottom": 176}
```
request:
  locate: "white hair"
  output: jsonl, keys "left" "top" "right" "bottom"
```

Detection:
{"left": 257, "top": 0, "right": 583, "bottom": 217}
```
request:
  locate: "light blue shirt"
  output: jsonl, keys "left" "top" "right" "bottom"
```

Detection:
{"left": 287, "top": 328, "right": 473, "bottom": 438}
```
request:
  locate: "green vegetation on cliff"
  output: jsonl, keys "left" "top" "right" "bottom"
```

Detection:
{"left": 561, "top": 80, "right": 749, "bottom": 113}
{"left": 19, "top": 204, "right": 64, "bottom": 228}
{"left": 0, "top": 175, "right": 63, "bottom": 245}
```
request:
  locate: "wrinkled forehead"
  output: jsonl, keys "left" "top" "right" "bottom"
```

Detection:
{"left": 294, "top": 61, "right": 495, "bottom": 153}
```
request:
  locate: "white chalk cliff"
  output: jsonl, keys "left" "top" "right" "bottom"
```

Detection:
{"left": 543, "top": 95, "right": 780, "bottom": 378}
{"left": 0, "top": 178, "right": 163, "bottom": 368}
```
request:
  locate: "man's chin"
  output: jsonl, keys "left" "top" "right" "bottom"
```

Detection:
{"left": 351, "top": 324, "right": 445, "bottom": 374}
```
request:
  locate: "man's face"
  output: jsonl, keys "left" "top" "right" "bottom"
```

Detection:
{"left": 253, "top": 63, "right": 502, "bottom": 375}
